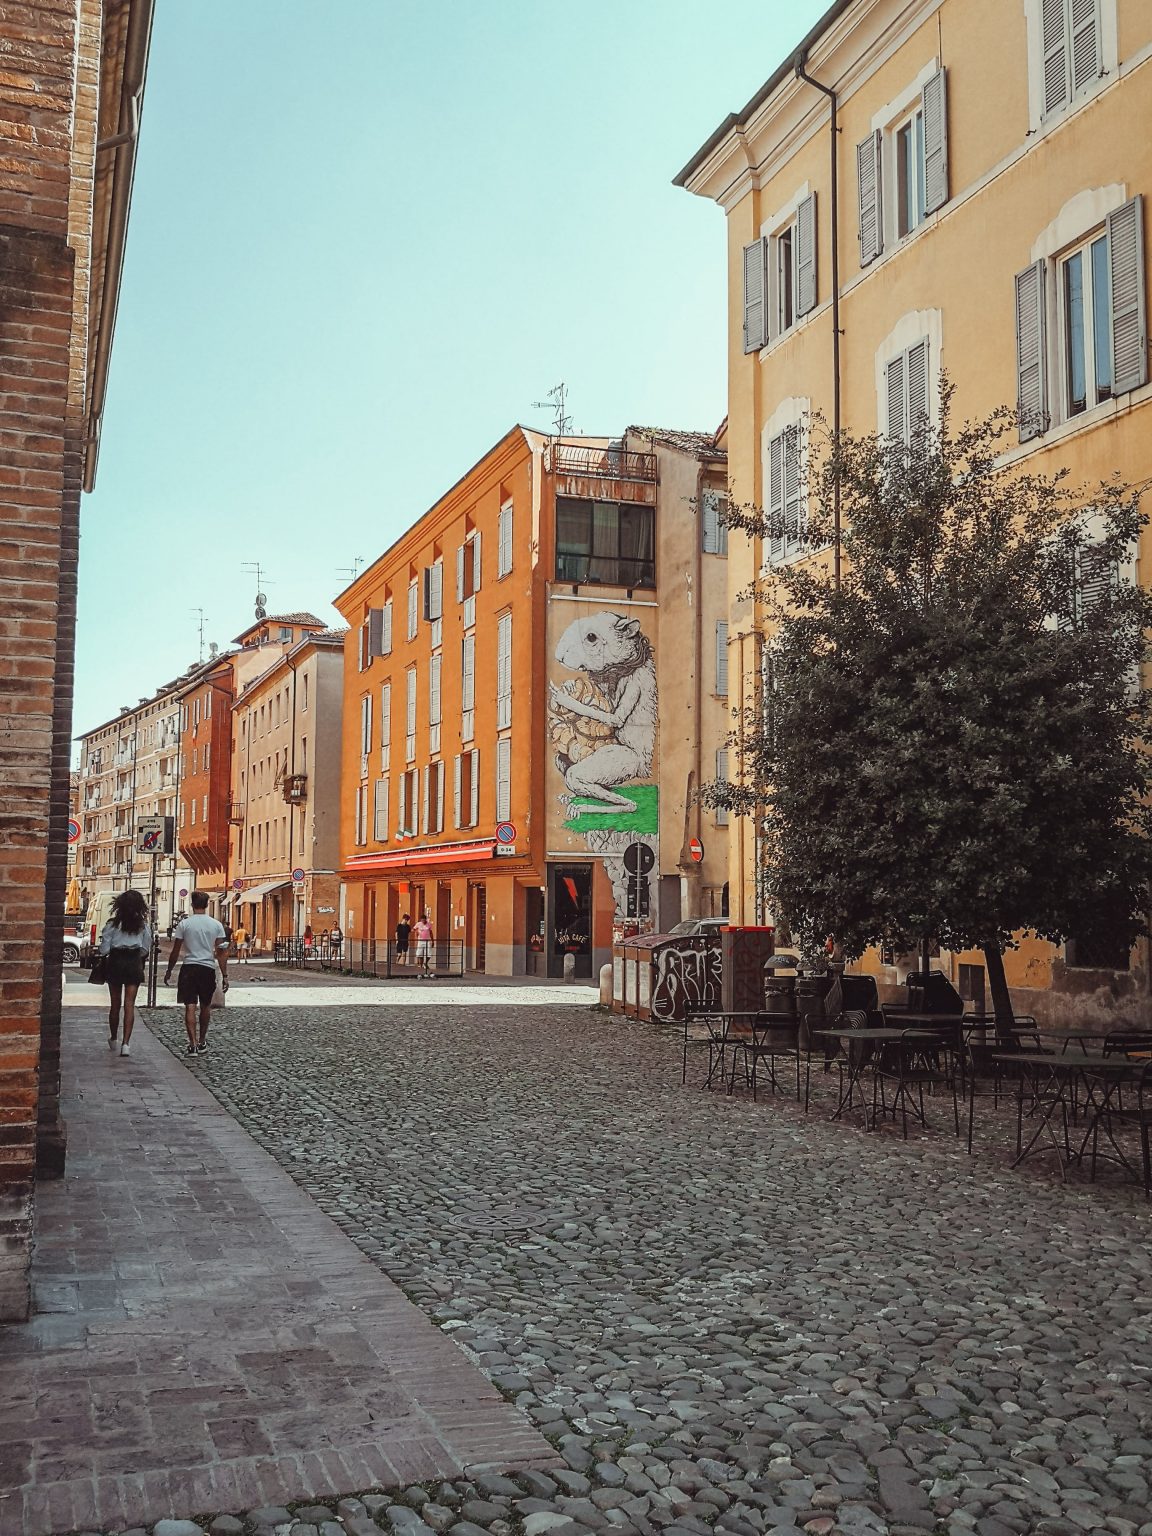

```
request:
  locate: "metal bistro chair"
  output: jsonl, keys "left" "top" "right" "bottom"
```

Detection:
{"left": 821, "top": 973, "right": 884, "bottom": 1116}
{"left": 965, "top": 1024, "right": 1046, "bottom": 1155}
{"left": 871, "top": 1027, "right": 961, "bottom": 1140}
{"left": 1087, "top": 1059, "right": 1152, "bottom": 1196}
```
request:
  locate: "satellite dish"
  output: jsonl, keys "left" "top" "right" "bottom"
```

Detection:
{"left": 208, "top": 642, "right": 219, "bottom": 658}
{"left": 255, "top": 604, "right": 267, "bottom": 619}
{"left": 255, "top": 591, "right": 267, "bottom": 606}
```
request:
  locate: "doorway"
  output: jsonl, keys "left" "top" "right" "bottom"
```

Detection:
{"left": 548, "top": 864, "right": 592, "bottom": 978}
{"left": 472, "top": 883, "right": 487, "bottom": 972}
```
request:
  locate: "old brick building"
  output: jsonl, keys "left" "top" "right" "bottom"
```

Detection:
{"left": 0, "top": 0, "right": 154, "bottom": 1321}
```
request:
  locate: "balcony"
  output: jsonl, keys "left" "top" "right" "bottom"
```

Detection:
{"left": 228, "top": 802, "right": 245, "bottom": 824}
{"left": 547, "top": 443, "right": 656, "bottom": 483}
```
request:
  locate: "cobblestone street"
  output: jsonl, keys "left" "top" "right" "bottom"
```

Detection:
{"left": 134, "top": 999, "right": 1152, "bottom": 1536}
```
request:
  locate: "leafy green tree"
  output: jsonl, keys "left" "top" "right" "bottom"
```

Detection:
{"left": 709, "top": 391, "right": 1152, "bottom": 1034}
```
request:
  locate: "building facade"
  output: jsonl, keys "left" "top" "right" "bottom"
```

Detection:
{"left": 228, "top": 627, "right": 344, "bottom": 945}
{"left": 0, "top": 0, "right": 154, "bottom": 1319}
{"left": 678, "top": 0, "right": 1151, "bottom": 1023}
{"left": 336, "top": 424, "right": 729, "bottom": 980}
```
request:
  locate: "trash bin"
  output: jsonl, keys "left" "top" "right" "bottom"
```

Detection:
{"left": 795, "top": 972, "right": 834, "bottom": 1050}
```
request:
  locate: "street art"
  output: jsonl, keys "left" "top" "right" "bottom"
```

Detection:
{"left": 651, "top": 940, "right": 723, "bottom": 1023}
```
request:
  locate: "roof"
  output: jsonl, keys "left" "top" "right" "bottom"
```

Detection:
{"left": 627, "top": 425, "right": 727, "bottom": 462}
{"left": 231, "top": 611, "right": 326, "bottom": 644}
{"left": 673, "top": 0, "right": 854, "bottom": 188}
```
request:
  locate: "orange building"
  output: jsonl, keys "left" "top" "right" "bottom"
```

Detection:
{"left": 175, "top": 655, "right": 235, "bottom": 916}
{"left": 336, "top": 424, "right": 729, "bottom": 979}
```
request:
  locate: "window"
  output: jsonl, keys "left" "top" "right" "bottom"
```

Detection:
{"left": 1057, "top": 540, "right": 1118, "bottom": 630}
{"left": 405, "top": 667, "right": 417, "bottom": 761}
{"left": 461, "top": 633, "right": 476, "bottom": 742}
{"left": 884, "top": 338, "right": 930, "bottom": 447}
{"left": 454, "top": 749, "right": 480, "bottom": 828}
{"left": 429, "top": 652, "right": 442, "bottom": 754}
{"left": 204, "top": 691, "right": 211, "bottom": 719}
{"left": 354, "top": 784, "right": 368, "bottom": 846}
{"left": 398, "top": 768, "right": 419, "bottom": 836}
{"left": 366, "top": 603, "right": 392, "bottom": 660}
{"left": 498, "top": 499, "right": 514, "bottom": 577}
{"left": 496, "top": 736, "right": 511, "bottom": 822}
{"left": 428, "top": 760, "right": 445, "bottom": 835}
{"left": 715, "top": 621, "right": 729, "bottom": 697}
{"left": 857, "top": 67, "right": 947, "bottom": 266}
{"left": 279, "top": 625, "right": 293, "bottom": 642}
{"left": 715, "top": 749, "right": 730, "bottom": 826}
{"left": 496, "top": 614, "right": 512, "bottom": 730}
{"left": 302, "top": 674, "right": 309, "bottom": 712}
{"left": 359, "top": 693, "right": 372, "bottom": 760}
{"left": 1039, "top": 0, "right": 1103, "bottom": 118}
{"left": 765, "top": 424, "right": 804, "bottom": 564}
{"left": 202, "top": 795, "right": 208, "bottom": 821}
{"left": 1016, "top": 196, "right": 1146, "bottom": 442}
{"left": 380, "top": 681, "right": 391, "bottom": 771}
{"left": 742, "top": 193, "right": 816, "bottom": 352}
{"left": 555, "top": 498, "right": 655, "bottom": 587}
{"left": 422, "top": 562, "right": 443, "bottom": 622}
{"left": 701, "top": 489, "right": 729, "bottom": 556}
{"left": 407, "top": 578, "right": 419, "bottom": 640}
{"left": 191, "top": 798, "right": 197, "bottom": 826}
{"left": 373, "top": 778, "right": 389, "bottom": 842}
{"left": 1065, "top": 928, "right": 1131, "bottom": 970}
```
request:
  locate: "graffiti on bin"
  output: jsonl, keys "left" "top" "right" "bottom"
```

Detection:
{"left": 651, "top": 941, "right": 722, "bottom": 1023}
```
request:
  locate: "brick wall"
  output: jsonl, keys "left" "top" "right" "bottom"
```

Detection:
{"left": 0, "top": 0, "right": 82, "bottom": 1322}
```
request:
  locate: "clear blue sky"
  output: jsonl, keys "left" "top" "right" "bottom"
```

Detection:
{"left": 75, "top": 0, "right": 829, "bottom": 737}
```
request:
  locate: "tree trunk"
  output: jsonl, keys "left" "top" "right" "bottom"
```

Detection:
{"left": 982, "top": 944, "right": 1018, "bottom": 1046}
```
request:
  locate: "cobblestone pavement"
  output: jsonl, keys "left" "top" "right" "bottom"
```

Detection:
{"left": 127, "top": 1001, "right": 1152, "bottom": 1536}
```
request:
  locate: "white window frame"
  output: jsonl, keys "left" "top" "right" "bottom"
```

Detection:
{"left": 1024, "top": 0, "right": 1114, "bottom": 131}
{"left": 875, "top": 311, "right": 942, "bottom": 440}
{"left": 1057, "top": 227, "right": 1114, "bottom": 419}
{"left": 497, "top": 499, "right": 514, "bottom": 578}
{"left": 760, "top": 396, "right": 810, "bottom": 568}
{"left": 868, "top": 61, "right": 948, "bottom": 256}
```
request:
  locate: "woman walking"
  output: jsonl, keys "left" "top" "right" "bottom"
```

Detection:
{"left": 99, "top": 889, "right": 151, "bottom": 1056}
{"left": 413, "top": 912, "right": 434, "bottom": 978}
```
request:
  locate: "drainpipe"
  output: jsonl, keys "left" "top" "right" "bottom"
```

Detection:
{"left": 794, "top": 48, "right": 842, "bottom": 590}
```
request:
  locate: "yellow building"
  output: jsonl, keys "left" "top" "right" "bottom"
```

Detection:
{"left": 677, "top": 0, "right": 1151, "bottom": 1024}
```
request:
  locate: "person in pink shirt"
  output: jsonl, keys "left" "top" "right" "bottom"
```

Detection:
{"left": 413, "top": 913, "right": 434, "bottom": 977}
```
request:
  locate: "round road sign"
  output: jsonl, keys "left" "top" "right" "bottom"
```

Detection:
{"left": 178, "top": 888, "right": 188, "bottom": 898}
{"left": 495, "top": 822, "right": 517, "bottom": 845}
{"left": 232, "top": 878, "right": 243, "bottom": 890}
{"left": 67, "top": 818, "right": 81, "bottom": 844}
{"left": 688, "top": 836, "right": 705, "bottom": 863}
{"left": 291, "top": 867, "right": 306, "bottom": 884}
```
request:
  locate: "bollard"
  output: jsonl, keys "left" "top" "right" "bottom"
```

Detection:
{"left": 599, "top": 962, "right": 613, "bottom": 1008}
{"left": 563, "top": 952, "right": 576, "bottom": 981}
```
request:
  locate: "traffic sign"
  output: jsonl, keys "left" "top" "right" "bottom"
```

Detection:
{"left": 291, "top": 867, "right": 306, "bottom": 884}
{"left": 178, "top": 887, "right": 188, "bottom": 898}
{"left": 688, "top": 836, "right": 705, "bottom": 864}
{"left": 233, "top": 878, "right": 243, "bottom": 890}
{"left": 495, "top": 822, "right": 517, "bottom": 845}
{"left": 136, "top": 815, "right": 173, "bottom": 855}
{"left": 67, "top": 818, "right": 81, "bottom": 844}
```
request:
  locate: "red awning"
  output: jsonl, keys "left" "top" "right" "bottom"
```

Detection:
{"left": 345, "top": 840, "right": 497, "bottom": 872}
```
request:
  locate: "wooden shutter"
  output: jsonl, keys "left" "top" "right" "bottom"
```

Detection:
{"left": 743, "top": 238, "right": 768, "bottom": 353}
{"left": 421, "top": 767, "right": 430, "bottom": 835}
{"left": 436, "top": 761, "right": 445, "bottom": 833}
{"left": 382, "top": 600, "right": 392, "bottom": 654}
{"left": 906, "top": 339, "right": 929, "bottom": 441}
{"left": 1078, "top": 544, "right": 1116, "bottom": 618}
{"left": 1109, "top": 196, "right": 1147, "bottom": 395}
{"left": 380, "top": 682, "right": 391, "bottom": 768}
{"left": 702, "top": 490, "right": 718, "bottom": 553}
{"left": 358, "top": 622, "right": 369, "bottom": 671}
{"left": 499, "top": 501, "right": 513, "bottom": 576}
{"left": 496, "top": 737, "right": 511, "bottom": 822}
{"left": 715, "top": 749, "right": 730, "bottom": 826}
{"left": 768, "top": 430, "right": 785, "bottom": 564}
{"left": 921, "top": 67, "right": 948, "bottom": 214}
{"left": 1070, "top": 0, "right": 1100, "bottom": 93}
{"left": 360, "top": 693, "right": 372, "bottom": 756}
{"left": 782, "top": 425, "right": 802, "bottom": 552}
{"left": 373, "top": 778, "right": 389, "bottom": 841}
{"left": 431, "top": 562, "right": 443, "bottom": 620}
{"left": 715, "top": 621, "right": 729, "bottom": 696}
{"left": 886, "top": 352, "right": 906, "bottom": 444}
{"left": 367, "top": 608, "right": 384, "bottom": 657}
{"left": 453, "top": 754, "right": 462, "bottom": 826}
{"left": 461, "top": 632, "right": 476, "bottom": 712}
{"left": 472, "top": 530, "right": 482, "bottom": 592}
{"left": 406, "top": 667, "right": 417, "bottom": 737}
{"left": 497, "top": 613, "right": 512, "bottom": 729}
{"left": 421, "top": 567, "right": 433, "bottom": 621}
{"left": 429, "top": 653, "right": 442, "bottom": 726}
{"left": 1042, "top": 0, "right": 1069, "bottom": 116}
{"left": 470, "top": 748, "right": 479, "bottom": 826}
{"left": 456, "top": 545, "right": 466, "bottom": 602}
{"left": 796, "top": 193, "right": 817, "bottom": 316}
{"left": 857, "top": 131, "right": 883, "bottom": 266}
{"left": 1015, "top": 259, "right": 1048, "bottom": 442}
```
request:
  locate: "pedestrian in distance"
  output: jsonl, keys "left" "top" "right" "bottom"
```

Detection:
{"left": 414, "top": 912, "right": 434, "bottom": 977}
{"left": 330, "top": 923, "right": 343, "bottom": 958}
{"left": 164, "top": 890, "right": 229, "bottom": 1057}
{"left": 99, "top": 888, "right": 151, "bottom": 1057}
{"left": 395, "top": 912, "right": 412, "bottom": 966}
{"left": 233, "top": 923, "right": 250, "bottom": 963}
{"left": 303, "top": 923, "right": 314, "bottom": 954}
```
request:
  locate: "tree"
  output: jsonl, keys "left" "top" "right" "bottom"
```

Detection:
{"left": 709, "top": 390, "right": 1152, "bottom": 1035}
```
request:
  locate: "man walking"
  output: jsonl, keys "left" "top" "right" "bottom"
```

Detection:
{"left": 164, "top": 891, "right": 229, "bottom": 1057}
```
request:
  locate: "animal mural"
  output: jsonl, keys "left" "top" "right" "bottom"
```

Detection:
{"left": 549, "top": 612, "right": 657, "bottom": 819}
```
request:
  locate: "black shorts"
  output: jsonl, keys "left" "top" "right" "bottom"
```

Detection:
{"left": 106, "top": 949, "right": 145, "bottom": 987}
{"left": 177, "top": 964, "right": 216, "bottom": 1007}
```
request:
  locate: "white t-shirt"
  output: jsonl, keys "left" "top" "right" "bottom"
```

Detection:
{"left": 174, "top": 913, "right": 226, "bottom": 968}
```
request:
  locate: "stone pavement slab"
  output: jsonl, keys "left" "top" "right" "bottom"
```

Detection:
{"left": 0, "top": 1012, "right": 556, "bottom": 1536}
{"left": 62, "top": 981, "right": 599, "bottom": 1009}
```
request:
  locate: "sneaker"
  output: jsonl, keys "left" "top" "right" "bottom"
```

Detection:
{"left": 185, "top": 1044, "right": 198, "bottom": 1056}
{"left": 108, "top": 1034, "right": 118, "bottom": 1050}
{"left": 197, "top": 1040, "right": 209, "bottom": 1053}
{"left": 120, "top": 1044, "right": 131, "bottom": 1057}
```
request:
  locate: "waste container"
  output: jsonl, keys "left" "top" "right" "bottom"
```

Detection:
{"left": 612, "top": 934, "right": 722, "bottom": 1023}
{"left": 795, "top": 972, "right": 834, "bottom": 1050}
{"left": 721, "top": 926, "right": 776, "bottom": 1012}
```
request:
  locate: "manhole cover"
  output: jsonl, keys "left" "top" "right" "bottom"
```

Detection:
{"left": 446, "top": 1205, "right": 559, "bottom": 1233}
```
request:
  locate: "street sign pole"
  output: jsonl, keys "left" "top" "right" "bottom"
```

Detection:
{"left": 146, "top": 852, "right": 159, "bottom": 1007}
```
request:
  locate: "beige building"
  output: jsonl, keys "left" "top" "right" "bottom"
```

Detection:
{"left": 229, "top": 628, "right": 345, "bottom": 946}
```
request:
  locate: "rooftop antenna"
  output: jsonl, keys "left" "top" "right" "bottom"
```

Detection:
{"left": 190, "top": 608, "right": 206, "bottom": 662}
{"left": 337, "top": 555, "right": 366, "bottom": 584}
{"left": 532, "top": 381, "right": 572, "bottom": 437}
{"left": 242, "top": 561, "right": 270, "bottom": 620}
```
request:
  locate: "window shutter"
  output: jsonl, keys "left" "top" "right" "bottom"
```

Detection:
{"left": 906, "top": 339, "right": 929, "bottom": 442}
{"left": 768, "top": 430, "right": 785, "bottom": 564}
{"left": 421, "top": 767, "right": 430, "bottom": 835}
{"left": 496, "top": 738, "right": 511, "bottom": 822}
{"left": 470, "top": 748, "right": 480, "bottom": 826}
{"left": 1015, "top": 259, "right": 1048, "bottom": 442}
{"left": 374, "top": 778, "right": 389, "bottom": 841}
{"left": 430, "top": 653, "right": 442, "bottom": 725}
{"left": 431, "top": 562, "right": 443, "bottom": 620}
{"left": 796, "top": 193, "right": 817, "bottom": 316}
{"left": 421, "top": 567, "right": 433, "bottom": 621}
{"left": 358, "top": 622, "right": 369, "bottom": 671}
{"left": 782, "top": 425, "right": 802, "bottom": 553}
{"left": 367, "top": 608, "right": 384, "bottom": 656}
{"left": 921, "top": 67, "right": 948, "bottom": 215}
{"left": 472, "top": 530, "right": 482, "bottom": 591}
{"left": 1078, "top": 544, "right": 1117, "bottom": 618}
{"left": 456, "top": 544, "right": 465, "bottom": 602}
{"left": 857, "top": 131, "right": 883, "bottom": 266}
{"left": 497, "top": 613, "right": 512, "bottom": 729}
{"left": 715, "top": 621, "right": 729, "bottom": 697}
{"left": 715, "top": 749, "right": 730, "bottom": 826}
{"left": 360, "top": 693, "right": 372, "bottom": 756}
{"left": 1109, "top": 196, "right": 1147, "bottom": 395}
{"left": 462, "top": 633, "right": 476, "bottom": 713}
{"left": 453, "top": 753, "right": 462, "bottom": 827}
{"left": 382, "top": 600, "right": 392, "bottom": 654}
{"left": 886, "top": 352, "right": 906, "bottom": 444}
{"left": 1042, "top": 0, "right": 1069, "bottom": 115}
{"left": 702, "top": 490, "right": 718, "bottom": 553}
{"left": 499, "top": 501, "right": 513, "bottom": 576}
{"left": 743, "top": 237, "right": 768, "bottom": 353}
{"left": 1070, "top": 0, "right": 1100, "bottom": 93}
{"left": 436, "top": 761, "right": 445, "bottom": 833}
{"left": 406, "top": 667, "right": 417, "bottom": 737}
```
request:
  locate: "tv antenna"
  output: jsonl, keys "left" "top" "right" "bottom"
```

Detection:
{"left": 337, "top": 555, "right": 366, "bottom": 583}
{"left": 191, "top": 607, "right": 206, "bottom": 662}
{"left": 242, "top": 562, "right": 270, "bottom": 620}
{"left": 532, "top": 381, "right": 572, "bottom": 437}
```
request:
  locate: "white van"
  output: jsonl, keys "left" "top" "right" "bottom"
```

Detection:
{"left": 79, "top": 891, "right": 118, "bottom": 964}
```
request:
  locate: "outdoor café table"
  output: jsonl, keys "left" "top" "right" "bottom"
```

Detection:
{"left": 699, "top": 1011, "right": 773, "bottom": 1093}
{"left": 738, "top": 1011, "right": 806, "bottom": 1103}
{"left": 815, "top": 1028, "right": 943, "bottom": 1127}
{"left": 990, "top": 1051, "right": 1145, "bottom": 1180}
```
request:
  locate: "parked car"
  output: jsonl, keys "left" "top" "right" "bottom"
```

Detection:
{"left": 62, "top": 934, "right": 81, "bottom": 964}
{"left": 668, "top": 917, "right": 730, "bottom": 937}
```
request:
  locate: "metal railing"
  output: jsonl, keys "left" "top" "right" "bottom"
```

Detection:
{"left": 547, "top": 443, "right": 657, "bottom": 482}
{"left": 272, "top": 936, "right": 466, "bottom": 978}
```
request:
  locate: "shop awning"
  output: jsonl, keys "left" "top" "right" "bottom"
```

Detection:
{"left": 346, "top": 840, "right": 498, "bottom": 873}
{"left": 240, "top": 878, "right": 292, "bottom": 904}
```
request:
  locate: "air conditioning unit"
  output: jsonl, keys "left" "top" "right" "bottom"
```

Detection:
{"left": 283, "top": 774, "right": 308, "bottom": 805}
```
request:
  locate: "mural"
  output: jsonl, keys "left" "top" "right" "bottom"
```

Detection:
{"left": 548, "top": 610, "right": 659, "bottom": 921}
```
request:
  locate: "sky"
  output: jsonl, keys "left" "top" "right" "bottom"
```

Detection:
{"left": 75, "top": 0, "right": 830, "bottom": 738}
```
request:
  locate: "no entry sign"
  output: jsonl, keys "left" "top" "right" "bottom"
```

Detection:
{"left": 688, "top": 836, "right": 705, "bottom": 863}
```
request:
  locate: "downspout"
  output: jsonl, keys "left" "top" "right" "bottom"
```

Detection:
{"left": 288, "top": 655, "right": 299, "bottom": 936}
{"left": 794, "top": 48, "right": 842, "bottom": 590}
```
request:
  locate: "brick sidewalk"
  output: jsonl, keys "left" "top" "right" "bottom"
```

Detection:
{"left": 0, "top": 1011, "right": 556, "bottom": 1536}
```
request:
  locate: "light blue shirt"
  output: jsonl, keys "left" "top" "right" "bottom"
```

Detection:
{"left": 99, "top": 921, "right": 152, "bottom": 956}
